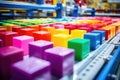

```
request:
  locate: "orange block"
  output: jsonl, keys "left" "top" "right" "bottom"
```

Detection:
{"left": 33, "top": 31, "right": 51, "bottom": 41}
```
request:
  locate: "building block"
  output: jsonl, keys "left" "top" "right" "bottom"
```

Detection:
{"left": 52, "top": 34, "right": 72, "bottom": 47}
{"left": 0, "top": 46, "right": 23, "bottom": 80}
{"left": 11, "top": 57, "right": 51, "bottom": 80}
{"left": 64, "top": 25, "right": 77, "bottom": 34}
{"left": 33, "top": 31, "right": 51, "bottom": 41}
{"left": 19, "top": 28, "right": 35, "bottom": 36}
{"left": 39, "top": 24, "right": 50, "bottom": 30}
{"left": 71, "top": 29, "right": 86, "bottom": 39}
{"left": 68, "top": 38, "right": 90, "bottom": 61}
{"left": 0, "top": 31, "right": 18, "bottom": 46}
{"left": 29, "top": 40, "right": 53, "bottom": 59}
{"left": 84, "top": 33, "right": 100, "bottom": 50}
{"left": 41, "top": 27, "right": 55, "bottom": 36}
{"left": 53, "top": 29, "right": 69, "bottom": 35}
{"left": 12, "top": 26, "right": 22, "bottom": 35}
{"left": 45, "top": 47, "right": 74, "bottom": 78}
{"left": 26, "top": 25, "right": 39, "bottom": 31}
{"left": 92, "top": 30, "right": 105, "bottom": 44}
{"left": 99, "top": 28, "right": 110, "bottom": 40}
{"left": 0, "top": 28, "right": 7, "bottom": 32}
{"left": 78, "top": 27, "right": 92, "bottom": 32}
{"left": 13, "top": 35, "right": 34, "bottom": 55}
{"left": 0, "top": 39, "right": 3, "bottom": 48}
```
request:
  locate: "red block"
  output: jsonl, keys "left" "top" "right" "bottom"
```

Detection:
{"left": 0, "top": 31, "right": 18, "bottom": 46}
{"left": 99, "top": 28, "right": 110, "bottom": 40}
{"left": 0, "top": 28, "right": 7, "bottom": 32}
{"left": 64, "top": 25, "right": 76, "bottom": 34}
{"left": 78, "top": 27, "right": 92, "bottom": 32}
{"left": 26, "top": 25, "right": 39, "bottom": 31}
{"left": 39, "top": 24, "right": 50, "bottom": 30}
{"left": 12, "top": 26, "right": 22, "bottom": 35}
{"left": 19, "top": 28, "right": 35, "bottom": 36}
{"left": 33, "top": 31, "right": 51, "bottom": 41}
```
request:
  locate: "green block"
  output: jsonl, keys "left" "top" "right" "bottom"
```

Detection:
{"left": 68, "top": 38, "right": 90, "bottom": 61}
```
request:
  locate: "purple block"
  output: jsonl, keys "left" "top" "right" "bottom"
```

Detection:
{"left": 0, "top": 39, "right": 3, "bottom": 48}
{"left": 29, "top": 40, "right": 53, "bottom": 59}
{"left": 0, "top": 46, "right": 23, "bottom": 80}
{"left": 45, "top": 46, "right": 74, "bottom": 78}
{"left": 11, "top": 57, "right": 51, "bottom": 80}
{"left": 13, "top": 35, "right": 34, "bottom": 55}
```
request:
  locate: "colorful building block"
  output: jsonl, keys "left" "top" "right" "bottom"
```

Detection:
{"left": 64, "top": 25, "right": 77, "bottom": 34}
{"left": 11, "top": 57, "right": 51, "bottom": 80}
{"left": 78, "top": 27, "right": 92, "bottom": 32}
{"left": 13, "top": 35, "right": 34, "bottom": 55}
{"left": 12, "top": 26, "right": 22, "bottom": 35}
{"left": 33, "top": 31, "right": 51, "bottom": 41}
{"left": 54, "top": 29, "right": 69, "bottom": 35}
{"left": 26, "top": 25, "right": 39, "bottom": 31}
{"left": 19, "top": 28, "right": 35, "bottom": 36}
{"left": 0, "top": 31, "right": 18, "bottom": 46}
{"left": 92, "top": 30, "right": 105, "bottom": 44}
{"left": 99, "top": 28, "right": 110, "bottom": 40}
{"left": 45, "top": 47, "right": 74, "bottom": 78}
{"left": 71, "top": 29, "right": 86, "bottom": 39}
{"left": 0, "top": 28, "right": 7, "bottom": 32}
{"left": 0, "top": 46, "right": 23, "bottom": 80}
{"left": 29, "top": 40, "right": 53, "bottom": 59}
{"left": 68, "top": 38, "right": 90, "bottom": 61}
{"left": 52, "top": 34, "right": 72, "bottom": 47}
{"left": 84, "top": 33, "right": 100, "bottom": 50}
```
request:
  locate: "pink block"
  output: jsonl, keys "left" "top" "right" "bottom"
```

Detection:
{"left": 13, "top": 35, "right": 34, "bottom": 55}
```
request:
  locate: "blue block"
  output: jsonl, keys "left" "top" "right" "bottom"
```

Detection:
{"left": 92, "top": 30, "right": 105, "bottom": 44}
{"left": 84, "top": 33, "right": 100, "bottom": 50}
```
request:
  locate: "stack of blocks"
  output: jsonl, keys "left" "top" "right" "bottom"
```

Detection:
{"left": 11, "top": 57, "right": 51, "bottom": 80}
{"left": 0, "top": 46, "right": 23, "bottom": 80}
{"left": 68, "top": 38, "right": 90, "bottom": 61}
{"left": 84, "top": 33, "right": 100, "bottom": 50}
{"left": 29, "top": 40, "right": 53, "bottom": 59}
{"left": 13, "top": 35, "right": 34, "bottom": 55}
{"left": 45, "top": 47, "right": 74, "bottom": 78}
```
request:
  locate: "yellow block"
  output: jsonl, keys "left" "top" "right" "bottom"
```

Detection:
{"left": 54, "top": 29, "right": 69, "bottom": 35}
{"left": 104, "top": 26, "right": 115, "bottom": 38}
{"left": 53, "top": 34, "right": 72, "bottom": 47}
{"left": 71, "top": 29, "right": 86, "bottom": 39}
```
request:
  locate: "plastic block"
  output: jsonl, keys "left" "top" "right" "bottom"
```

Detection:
{"left": 99, "top": 28, "right": 110, "bottom": 40}
{"left": 71, "top": 29, "right": 86, "bottom": 39}
{"left": 84, "top": 33, "right": 100, "bottom": 50}
{"left": 0, "top": 31, "right": 18, "bottom": 46}
{"left": 12, "top": 26, "right": 22, "bottom": 35}
{"left": 52, "top": 34, "right": 72, "bottom": 47}
{"left": 26, "top": 25, "right": 39, "bottom": 31}
{"left": 68, "top": 38, "right": 90, "bottom": 61}
{"left": 13, "top": 35, "right": 34, "bottom": 55}
{"left": 33, "top": 31, "right": 51, "bottom": 41}
{"left": 11, "top": 57, "right": 51, "bottom": 80}
{"left": 0, "top": 28, "right": 7, "bottom": 32}
{"left": 29, "top": 40, "right": 53, "bottom": 59}
{"left": 0, "top": 46, "right": 23, "bottom": 80}
{"left": 92, "top": 30, "right": 105, "bottom": 44}
{"left": 78, "top": 27, "right": 92, "bottom": 32}
{"left": 54, "top": 29, "right": 69, "bottom": 35}
{"left": 45, "top": 47, "right": 74, "bottom": 78}
{"left": 19, "top": 28, "right": 35, "bottom": 36}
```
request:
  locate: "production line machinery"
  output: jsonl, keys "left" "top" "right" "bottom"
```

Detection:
{"left": 60, "top": 33, "right": 120, "bottom": 80}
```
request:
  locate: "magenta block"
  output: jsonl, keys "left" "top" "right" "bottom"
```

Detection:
{"left": 11, "top": 57, "right": 51, "bottom": 80}
{"left": 13, "top": 35, "right": 34, "bottom": 55}
{"left": 45, "top": 47, "right": 74, "bottom": 78}
{"left": 29, "top": 40, "right": 53, "bottom": 59}
{"left": 0, "top": 39, "right": 3, "bottom": 48}
{"left": 0, "top": 46, "right": 23, "bottom": 80}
